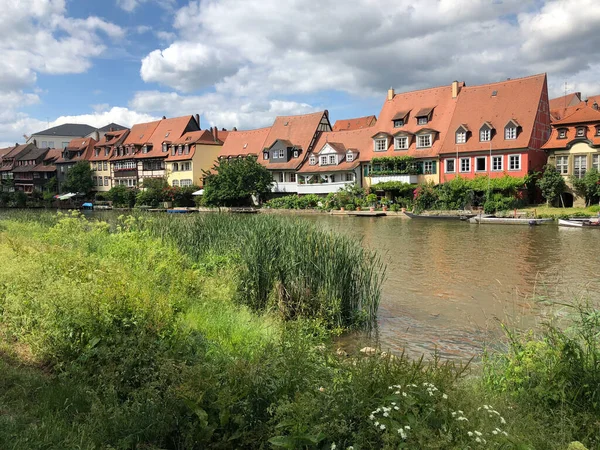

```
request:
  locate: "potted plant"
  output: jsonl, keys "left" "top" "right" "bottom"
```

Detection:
{"left": 381, "top": 199, "right": 390, "bottom": 212}
{"left": 366, "top": 193, "right": 377, "bottom": 212}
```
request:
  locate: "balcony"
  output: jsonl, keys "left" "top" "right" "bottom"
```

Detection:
{"left": 297, "top": 181, "right": 355, "bottom": 194}
{"left": 114, "top": 169, "right": 137, "bottom": 178}
{"left": 271, "top": 182, "right": 298, "bottom": 193}
{"left": 370, "top": 174, "right": 418, "bottom": 185}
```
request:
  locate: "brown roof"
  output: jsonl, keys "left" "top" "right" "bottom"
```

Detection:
{"left": 439, "top": 74, "right": 547, "bottom": 155}
{"left": 31, "top": 163, "right": 57, "bottom": 172}
{"left": 90, "top": 129, "right": 129, "bottom": 162}
{"left": 56, "top": 138, "right": 96, "bottom": 163}
{"left": 123, "top": 120, "right": 161, "bottom": 146}
{"left": 44, "top": 149, "right": 62, "bottom": 163}
{"left": 218, "top": 127, "right": 271, "bottom": 158}
{"left": 1, "top": 144, "right": 36, "bottom": 171}
{"left": 0, "top": 147, "right": 13, "bottom": 158}
{"left": 135, "top": 115, "right": 197, "bottom": 160}
{"left": 332, "top": 115, "right": 377, "bottom": 131}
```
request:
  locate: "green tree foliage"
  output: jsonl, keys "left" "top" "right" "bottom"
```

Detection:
{"left": 371, "top": 156, "right": 422, "bottom": 175}
{"left": 44, "top": 176, "right": 57, "bottom": 194}
{"left": 570, "top": 168, "right": 600, "bottom": 206}
{"left": 136, "top": 178, "right": 169, "bottom": 207}
{"left": 106, "top": 185, "right": 138, "bottom": 208}
{"left": 62, "top": 161, "right": 94, "bottom": 195}
{"left": 537, "top": 165, "right": 566, "bottom": 206}
{"left": 203, "top": 156, "right": 273, "bottom": 206}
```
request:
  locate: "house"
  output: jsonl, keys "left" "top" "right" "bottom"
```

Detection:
{"left": 332, "top": 115, "right": 377, "bottom": 131}
{"left": 134, "top": 115, "right": 201, "bottom": 186}
{"left": 296, "top": 128, "right": 373, "bottom": 194}
{"left": 12, "top": 147, "right": 50, "bottom": 193}
{"left": 112, "top": 120, "right": 160, "bottom": 188}
{"left": 166, "top": 127, "right": 229, "bottom": 188}
{"left": 549, "top": 92, "right": 582, "bottom": 120}
{"left": 90, "top": 128, "right": 129, "bottom": 192}
{"left": 542, "top": 101, "right": 600, "bottom": 206}
{"left": 26, "top": 123, "right": 128, "bottom": 149}
{"left": 438, "top": 74, "right": 551, "bottom": 183}
{"left": 362, "top": 82, "right": 463, "bottom": 188}
{"left": 55, "top": 138, "right": 97, "bottom": 192}
{"left": 0, "top": 144, "right": 37, "bottom": 192}
{"left": 30, "top": 149, "right": 62, "bottom": 193}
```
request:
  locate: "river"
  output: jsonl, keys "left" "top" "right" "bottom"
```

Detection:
{"left": 298, "top": 214, "right": 600, "bottom": 359}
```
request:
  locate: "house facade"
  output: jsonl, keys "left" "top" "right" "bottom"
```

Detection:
{"left": 90, "top": 128, "right": 129, "bottom": 191}
{"left": 112, "top": 121, "right": 160, "bottom": 188}
{"left": 27, "top": 123, "right": 98, "bottom": 149}
{"left": 166, "top": 127, "right": 229, "bottom": 188}
{"left": 543, "top": 102, "right": 600, "bottom": 206}
{"left": 438, "top": 74, "right": 551, "bottom": 183}
{"left": 0, "top": 144, "right": 37, "bottom": 192}
{"left": 13, "top": 147, "right": 50, "bottom": 193}
{"left": 55, "top": 138, "right": 97, "bottom": 193}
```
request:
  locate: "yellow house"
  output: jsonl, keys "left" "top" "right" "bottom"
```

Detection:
{"left": 543, "top": 103, "right": 600, "bottom": 206}
{"left": 166, "top": 128, "right": 229, "bottom": 187}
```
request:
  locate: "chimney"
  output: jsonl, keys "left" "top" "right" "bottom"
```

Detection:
{"left": 387, "top": 87, "right": 395, "bottom": 101}
{"left": 593, "top": 101, "right": 599, "bottom": 111}
{"left": 109, "top": 126, "right": 114, "bottom": 132}
{"left": 162, "top": 115, "right": 166, "bottom": 120}
{"left": 233, "top": 127, "right": 238, "bottom": 131}
{"left": 195, "top": 114, "right": 200, "bottom": 128}
{"left": 213, "top": 126, "right": 218, "bottom": 141}
{"left": 584, "top": 98, "right": 588, "bottom": 105}
{"left": 452, "top": 80, "right": 461, "bottom": 98}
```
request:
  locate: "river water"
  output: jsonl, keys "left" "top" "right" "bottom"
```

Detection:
{"left": 299, "top": 215, "right": 600, "bottom": 359}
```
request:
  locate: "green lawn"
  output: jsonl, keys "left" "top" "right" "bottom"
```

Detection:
{"left": 520, "top": 204, "right": 600, "bottom": 218}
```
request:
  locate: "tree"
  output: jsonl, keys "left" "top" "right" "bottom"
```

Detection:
{"left": 62, "top": 161, "right": 94, "bottom": 195}
{"left": 202, "top": 156, "right": 273, "bottom": 206}
{"left": 570, "top": 168, "right": 600, "bottom": 206}
{"left": 106, "top": 185, "right": 138, "bottom": 208}
{"left": 537, "top": 165, "right": 566, "bottom": 206}
{"left": 136, "top": 177, "right": 168, "bottom": 207}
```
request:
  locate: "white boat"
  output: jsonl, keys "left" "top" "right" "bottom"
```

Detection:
{"left": 473, "top": 216, "right": 553, "bottom": 225}
{"left": 558, "top": 219, "right": 600, "bottom": 228}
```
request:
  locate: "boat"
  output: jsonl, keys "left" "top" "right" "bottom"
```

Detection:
{"left": 473, "top": 216, "right": 553, "bottom": 225}
{"left": 558, "top": 219, "right": 600, "bottom": 228}
{"left": 347, "top": 211, "right": 386, "bottom": 217}
{"left": 404, "top": 211, "right": 475, "bottom": 220}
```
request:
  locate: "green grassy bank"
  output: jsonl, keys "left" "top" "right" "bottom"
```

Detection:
{"left": 0, "top": 212, "right": 598, "bottom": 449}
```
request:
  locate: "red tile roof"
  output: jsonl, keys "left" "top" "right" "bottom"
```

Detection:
{"left": 89, "top": 129, "right": 129, "bottom": 162}
{"left": 55, "top": 138, "right": 96, "bottom": 163}
{"left": 332, "top": 115, "right": 377, "bottom": 131}
{"left": 542, "top": 105, "right": 600, "bottom": 150}
{"left": 439, "top": 74, "right": 547, "bottom": 155}
{"left": 135, "top": 115, "right": 197, "bottom": 160}
{"left": 122, "top": 120, "right": 161, "bottom": 146}
{"left": 553, "top": 104, "right": 600, "bottom": 125}
{"left": 549, "top": 92, "right": 581, "bottom": 112}
{"left": 218, "top": 127, "right": 271, "bottom": 158}
{"left": 264, "top": 111, "right": 327, "bottom": 152}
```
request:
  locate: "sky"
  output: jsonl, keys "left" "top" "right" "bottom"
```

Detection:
{"left": 1, "top": 0, "right": 600, "bottom": 147}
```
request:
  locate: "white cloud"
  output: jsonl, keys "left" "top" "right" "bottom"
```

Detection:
{"left": 116, "top": 0, "right": 176, "bottom": 12}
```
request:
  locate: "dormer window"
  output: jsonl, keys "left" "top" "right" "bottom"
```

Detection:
{"left": 346, "top": 152, "right": 354, "bottom": 162}
{"left": 184, "top": 145, "right": 189, "bottom": 154}
{"left": 417, "top": 117, "right": 428, "bottom": 125}
{"left": 309, "top": 155, "right": 316, "bottom": 165}
{"left": 263, "top": 151, "right": 269, "bottom": 160}
{"left": 393, "top": 119, "right": 404, "bottom": 128}
{"left": 94, "top": 149, "right": 100, "bottom": 157}
{"left": 416, "top": 134, "right": 432, "bottom": 148}
{"left": 293, "top": 150, "right": 299, "bottom": 158}
{"left": 177, "top": 145, "right": 183, "bottom": 155}
{"left": 596, "top": 126, "right": 600, "bottom": 136}
{"left": 172, "top": 146, "right": 176, "bottom": 156}
{"left": 162, "top": 143, "right": 167, "bottom": 152}
{"left": 505, "top": 127, "right": 517, "bottom": 140}
{"left": 328, "top": 155, "right": 336, "bottom": 165}
{"left": 558, "top": 129, "right": 567, "bottom": 139}
{"left": 394, "top": 136, "right": 408, "bottom": 150}
{"left": 320, "top": 155, "right": 327, "bottom": 165}
{"left": 479, "top": 123, "right": 494, "bottom": 142}
{"left": 374, "top": 138, "right": 387, "bottom": 152}
{"left": 104, "top": 148, "right": 109, "bottom": 156}
{"left": 576, "top": 127, "right": 586, "bottom": 137}
{"left": 142, "top": 145, "right": 148, "bottom": 154}
{"left": 456, "top": 132, "right": 466, "bottom": 144}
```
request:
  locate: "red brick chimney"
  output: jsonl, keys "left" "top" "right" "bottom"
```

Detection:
{"left": 213, "top": 126, "right": 218, "bottom": 141}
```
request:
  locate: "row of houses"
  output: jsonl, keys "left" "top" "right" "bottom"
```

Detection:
{"left": 2, "top": 73, "right": 600, "bottom": 205}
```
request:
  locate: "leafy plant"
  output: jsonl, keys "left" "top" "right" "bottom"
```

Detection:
{"left": 537, "top": 165, "right": 566, "bottom": 206}
{"left": 61, "top": 161, "right": 94, "bottom": 195}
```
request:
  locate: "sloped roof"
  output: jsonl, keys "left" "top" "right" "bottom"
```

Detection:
{"left": 0, "top": 147, "right": 13, "bottom": 158}
{"left": 56, "top": 138, "right": 96, "bottom": 163}
{"left": 542, "top": 123, "right": 600, "bottom": 150}
{"left": 332, "top": 115, "right": 377, "bottom": 131}
{"left": 439, "top": 74, "right": 547, "bottom": 155}
{"left": 32, "top": 123, "right": 96, "bottom": 137}
{"left": 16, "top": 147, "right": 47, "bottom": 161}
{"left": 135, "top": 115, "right": 197, "bottom": 159}
{"left": 264, "top": 111, "right": 327, "bottom": 151}
{"left": 166, "top": 129, "right": 227, "bottom": 162}
{"left": 44, "top": 149, "right": 62, "bottom": 163}
{"left": 122, "top": 120, "right": 161, "bottom": 147}
{"left": 98, "top": 123, "right": 128, "bottom": 132}
{"left": 549, "top": 92, "right": 581, "bottom": 112}
{"left": 553, "top": 104, "right": 600, "bottom": 125}
{"left": 219, "top": 127, "right": 271, "bottom": 158}
{"left": 90, "top": 129, "right": 129, "bottom": 162}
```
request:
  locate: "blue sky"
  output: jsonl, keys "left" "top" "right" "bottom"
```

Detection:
{"left": 2, "top": 0, "right": 600, "bottom": 146}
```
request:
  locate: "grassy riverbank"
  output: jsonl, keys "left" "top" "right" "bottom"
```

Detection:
{"left": 0, "top": 212, "right": 597, "bottom": 449}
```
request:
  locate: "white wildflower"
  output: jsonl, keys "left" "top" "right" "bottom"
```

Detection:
{"left": 458, "top": 410, "right": 464, "bottom": 414}
{"left": 404, "top": 425, "right": 411, "bottom": 430}
{"left": 451, "top": 412, "right": 457, "bottom": 417}
{"left": 331, "top": 444, "right": 336, "bottom": 450}
{"left": 474, "top": 431, "right": 482, "bottom": 437}
{"left": 500, "top": 417, "right": 506, "bottom": 424}
{"left": 369, "top": 414, "right": 375, "bottom": 421}
{"left": 391, "top": 402, "right": 396, "bottom": 406}
{"left": 402, "top": 392, "right": 407, "bottom": 397}
{"left": 398, "top": 428, "right": 407, "bottom": 439}
{"left": 380, "top": 424, "right": 386, "bottom": 430}
{"left": 383, "top": 412, "right": 389, "bottom": 417}
{"left": 467, "top": 431, "right": 473, "bottom": 437}
{"left": 475, "top": 437, "right": 482, "bottom": 443}
{"left": 347, "top": 447, "right": 354, "bottom": 450}
{"left": 374, "top": 421, "right": 379, "bottom": 427}
{"left": 442, "top": 393, "right": 448, "bottom": 399}
{"left": 457, "top": 417, "right": 468, "bottom": 422}
{"left": 492, "top": 430, "right": 498, "bottom": 435}
{"left": 394, "top": 390, "right": 400, "bottom": 395}
{"left": 502, "top": 431, "right": 508, "bottom": 436}
{"left": 394, "top": 406, "right": 399, "bottom": 411}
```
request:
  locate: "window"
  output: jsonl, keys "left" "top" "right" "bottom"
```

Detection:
{"left": 492, "top": 156, "right": 503, "bottom": 171}
{"left": 394, "top": 136, "right": 408, "bottom": 150}
{"left": 480, "top": 128, "right": 491, "bottom": 141}
{"left": 593, "top": 154, "right": 600, "bottom": 170}
{"left": 62, "top": 142, "right": 69, "bottom": 148}
{"left": 162, "top": 143, "right": 168, "bottom": 152}
{"left": 558, "top": 129, "right": 567, "bottom": 139}
{"left": 278, "top": 172, "right": 284, "bottom": 183}
{"left": 576, "top": 127, "right": 585, "bottom": 137}
{"left": 329, "top": 155, "right": 336, "bottom": 165}
{"left": 417, "top": 134, "right": 432, "bottom": 148}
{"left": 179, "top": 179, "right": 191, "bottom": 187}
{"left": 320, "top": 155, "right": 328, "bottom": 165}
{"left": 103, "top": 162, "right": 107, "bottom": 171}
{"left": 345, "top": 173, "right": 354, "bottom": 181}
{"left": 374, "top": 139, "right": 387, "bottom": 152}
{"left": 92, "top": 162, "right": 97, "bottom": 170}
{"left": 173, "top": 180, "right": 179, "bottom": 187}
{"left": 60, "top": 166, "right": 64, "bottom": 173}
{"left": 293, "top": 150, "right": 299, "bottom": 158}
{"left": 288, "top": 173, "right": 296, "bottom": 182}
{"left": 509, "top": 154, "right": 521, "bottom": 171}
{"left": 417, "top": 116, "right": 428, "bottom": 125}
{"left": 263, "top": 151, "right": 269, "bottom": 160}
{"left": 556, "top": 155, "right": 569, "bottom": 174}
{"left": 574, "top": 155, "right": 587, "bottom": 178}
{"left": 475, "top": 157, "right": 486, "bottom": 172}
{"left": 456, "top": 132, "right": 466, "bottom": 144}
{"left": 104, "top": 148, "right": 109, "bottom": 156}
{"left": 178, "top": 145, "right": 183, "bottom": 155}
{"left": 182, "top": 162, "right": 191, "bottom": 171}
{"left": 92, "top": 176, "right": 97, "bottom": 186}
{"left": 142, "top": 160, "right": 164, "bottom": 171}
{"left": 596, "top": 127, "right": 600, "bottom": 136}
{"left": 279, "top": 150, "right": 286, "bottom": 159}
{"left": 309, "top": 156, "right": 316, "bottom": 165}
{"left": 505, "top": 127, "right": 517, "bottom": 140}
{"left": 41, "top": 141, "right": 47, "bottom": 147}
{"left": 460, "top": 157, "right": 471, "bottom": 173}
{"left": 346, "top": 152, "right": 354, "bottom": 162}
{"left": 142, "top": 145, "right": 148, "bottom": 154}
{"left": 172, "top": 163, "right": 179, "bottom": 172}
{"left": 423, "top": 161, "right": 435, "bottom": 174}
{"left": 445, "top": 159, "right": 455, "bottom": 173}
{"left": 48, "top": 141, "right": 54, "bottom": 148}
{"left": 104, "top": 176, "right": 109, "bottom": 186}
{"left": 94, "top": 149, "right": 100, "bottom": 157}
{"left": 393, "top": 119, "right": 404, "bottom": 128}
{"left": 184, "top": 145, "right": 190, "bottom": 155}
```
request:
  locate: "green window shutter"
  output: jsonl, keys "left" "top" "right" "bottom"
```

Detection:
{"left": 363, "top": 165, "right": 369, "bottom": 176}
{"left": 432, "top": 161, "right": 437, "bottom": 174}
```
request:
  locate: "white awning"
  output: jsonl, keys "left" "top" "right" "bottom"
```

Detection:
{"left": 192, "top": 189, "right": 204, "bottom": 196}
{"left": 58, "top": 193, "right": 76, "bottom": 200}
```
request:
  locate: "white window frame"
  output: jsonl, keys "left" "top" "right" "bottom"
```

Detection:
{"left": 104, "top": 176, "right": 109, "bottom": 186}
{"left": 346, "top": 152, "right": 354, "bottom": 162}
{"left": 558, "top": 129, "right": 567, "bottom": 139}
{"left": 394, "top": 136, "right": 408, "bottom": 150}
{"left": 328, "top": 155, "right": 336, "bottom": 165}
{"left": 556, "top": 155, "right": 569, "bottom": 175}
{"left": 345, "top": 172, "right": 354, "bottom": 182}
{"left": 505, "top": 127, "right": 517, "bottom": 140}
{"left": 320, "top": 155, "right": 328, "bottom": 165}
{"left": 508, "top": 154, "right": 521, "bottom": 171}
{"left": 459, "top": 157, "right": 471, "bottom": 173}
{"left": 393, "top": 119, "right": 404, "bottom": 128}
{"left": 417, "top": 116, "right": 428, "bottom": 125}
{"left": 492, "top": 156, "right": 503, "bottom": 171}
{"left": 574, "top": 155, "right": 587, "bottom": 179}
{"left": 593, "top": 154, "right": 599, "bottom": 170}
{"left": 309, "top": 156, "right": 316, "bottom": 165}
{"left": 475, "top": 156, "right": 487, "bottom": 172}
{"left": 263, "top": 151, "right": 269, "bottom": 160}
{"left": 445, "top": 158, "right": 456, "bottom": 173}
{"left": 480, "top": 128, "right": 491, "bottom": 142}
{"left": 576, "top": 127, "right": 585, "bottom": 137}
{"left": 416, "top": 134, "right": 432, "bottom": 148}
{"left": 374, "top": 138, "right": 388, "bottom": 152}
{"left": 456, "top": 132, "right": 466, "bottom": 144}
{"left": 423, "top": 160, "right": 434, "bottom": 174}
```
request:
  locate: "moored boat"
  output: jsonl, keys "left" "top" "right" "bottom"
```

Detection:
{"left": 473, "top": 217, "right": 553, "bottom": 225}
{"left": 558, "top": 219, "right": 600, "bottom": 228}
{"left": 404, "top": 212, "right": 475, "bottom": 220}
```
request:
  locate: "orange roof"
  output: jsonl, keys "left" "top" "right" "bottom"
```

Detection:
{"left": 587, "top": 94, "right": 600, "bottom": 107}
{"left": 542, "top": 105, "right": 600, "bottom": 150}
{"left": 264, "top": 111, "right": 327, "bottom": 152}
{"left": 56, "top": 138, "right": 96, "bottom": 163}
{"left": 122, "top": 120, "right": 161, "bottom": 147}
{"left": 439, "top": 74, "right": 547, "bottom": 155}
{"left": 44, "top": 149, "right": 62, "bottom": 162}
{"left": 135, "top": 115, "right": 197, "bottom": 159}
{"left": 90, "top": 129, "right": 129, "bottom": 161}
{"left": 219, "top": 127, "right": 271, "bottom": 158}
{"left": 298, "top": 129, "right": 372, "bottom": 173}
{"left": 166, "top": 130, "right": 223, "bottom": 162}
{"left": 0, "top": 146, "right": 14, "bottom": 158}
{"left": 332, "top": 115, "right": 377, "bottom": 131}
{"left": 549, "top": 92, "right": 581, "bottom": 112}
{"left": 553, "top": 104, "right": 600, "bottom": 125}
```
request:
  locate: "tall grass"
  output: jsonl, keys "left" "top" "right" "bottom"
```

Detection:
{"left": 142, "top": 213, "right": 385, "bottom": 330}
